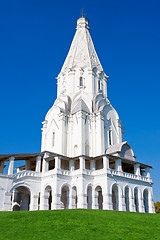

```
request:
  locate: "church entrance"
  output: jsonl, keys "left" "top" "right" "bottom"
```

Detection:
{"left": 11, "top": 186, "right": 30, "bottom": 211}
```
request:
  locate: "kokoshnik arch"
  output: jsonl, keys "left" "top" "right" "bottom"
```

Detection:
{"left": 0, "top": 16, "right": 155, "bottom": 213}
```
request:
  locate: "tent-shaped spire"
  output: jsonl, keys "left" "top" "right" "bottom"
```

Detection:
{"left": 61, "top": 17, "right": 103, "bottom": 73}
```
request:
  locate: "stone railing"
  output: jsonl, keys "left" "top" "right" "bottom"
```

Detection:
{"left": 13, "top": 170, "right": 40, "bottom": 179}
{"left": 9, "top": 168, "right": 152, "bottom": 183}
{"left": 61, "top": 170, "right": 70, "bottom": 175}
{"left": 108, "top": 169, "right": 151, "bottom": 183}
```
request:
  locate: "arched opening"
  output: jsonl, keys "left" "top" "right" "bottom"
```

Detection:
{"left": 11, "top": 186, "right": 30, "bottom": 211}
{"left": 95, "top": 186, "right": 103, "bottom": 210}
{"left": 125, "top": 186, "right": 130, "bottom": 212}
{"left": 72, "top": 186, "right": 77, "bottom": 209}
{"left": 87, "top": 186, "right": 92, "bottom": 209}
{"left": 61, "top": 185, "right": 69, "bottom": 209}
{"left": 112, "top": 185, "right": 119, "bottom": 211}
{"left": 134, "top": 188, "right": 139, "bottom": 212}
{"left": 44, "top": 185, "right": 52, "bottom": 210}
{"left": 143, "top": 189, "right": 149, "bottom": 213}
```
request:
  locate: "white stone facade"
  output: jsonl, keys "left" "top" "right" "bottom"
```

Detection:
{"left": 0, "top": 17, "right": 155, "bottom": 213}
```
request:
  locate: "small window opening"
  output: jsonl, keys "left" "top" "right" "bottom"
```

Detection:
{"left": 80, "top": 77, "right": 83, "bottom": 86}
{"left": 98, "top": 80, "right": 101, "bottom": 91}
{"left": 52, "top": 132, "right": 55, "bottom": 147}
{"left": 109, "top": 130, "right": 112, "bottom": 145}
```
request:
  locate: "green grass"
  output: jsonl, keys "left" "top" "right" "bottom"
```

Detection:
{"left": 0, "top": 210, "right": 160, "bottom": 240}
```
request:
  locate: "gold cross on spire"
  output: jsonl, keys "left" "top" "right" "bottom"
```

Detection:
{"left": 80, "top": 8, "right": 86, "bottom": 18}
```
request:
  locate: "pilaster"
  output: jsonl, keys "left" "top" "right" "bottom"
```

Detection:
{"left": 8, "top": 156, "right": 15, "bottom": 175}
{"left": 0, "top": 161, "right": 4, "bottom": 173}
{"left": 69, "top": 160, "right": 74, "bottom": 171}
{"left": 25, "top": 160, "right": 31, "bottom": 170}
{"left": 30, "top": 194, "right": 39, "bottom": 211}
{"left": 42, "top": 153, "right": 49, "bottom": 173}
{"left": 55, "top": 156, "right": 61, "bottom": 170}
{"left": 134, "top": 163, "right": 140, "bottom": 176}
{"left": 90, "top": 160, "right": 95, "bottom": 171}
{"left": 115, "top": 159, "right": 122, "bottom": 172}
{"left": 79, "top": 156, "right": 85, "bottom": 170}
{"left": 96, "top": 112, "right": 105, "bottom": 155}
{"left": 103, "top": 155, "right": 109, "bottom": 170}
{"left": 35, "top": 156, "right": 41, "bottom": 172}
{"left": 2, "top": 192, "right": 11, "bottom": 211}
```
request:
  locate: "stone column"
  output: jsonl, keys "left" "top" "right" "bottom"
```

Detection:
{"left": 51, "top": 192, "right": 58, "bottom": 210}
{"left": 30, "top": 194, "right": 39, "bottom": 211}
{"left": 77, "top": 173, "right": 87, "bottom": 209}
{"left": 93, "top": 190, "right": 99, "bottom": 209}
{"left": 0, "top": 161, "right": 4, "bottom": 174}
{"left": 90, "top": 160, "right": 95, "bottom": 170}
{"left": 115, "top": 159, "right": 122, "bottom": 172}
{"left": 120, "top": 194, "right": 126, "bottom": 211}
{"left": 2, "top": 191, "right": 12, "bottom": 211}
{"left": 119, "top": 189, "right": 124, "bottom": 211}
{"left": 79, "top": 156, "right": 85, "bottom": 170}
{"left": 8, "top": 156, "right": 15, "bottom": 175}
{"left": 138, "top": 191, "right": 145, "bottom": 213}
{"left": 148, "top": 189, "right": 155, "bottom": 213}
{"left": 96, "top": 113, "right": 105, "bottom": 155}
{"left": 134, "top": 163, "right": 140, "bottom": 176}
{"left": 55, "top": 156, "right": 61, "bottom": 170}
{"left": 77, "top": 192, "right": 87, "bottom": 209}
{"left": 25, "top": 160, "right": 31, "bottom": 170}
{"left": 103, "top": 156, "right": 109, "bottom": 170}
{"left": 40, "top": 194, "right": 49, "bottom": 210}
{"left": 69, "top": 160, "right": 74, "bottom": 171}
{"left": 103, "top": 193, "right": 111, "bottom": 210}
{"left": 108, "top": 193, "right": 113, "bottom": 210}
{"left": 130, "top": 190, "right": 136, "bottom": 212}
{"left": 35, "top": 156, "right": 41, "bottom": 172}
{"left": 42, "top": 153, "right": 49, "bottom": 173}
{"left": 68, "top": 188, "right": 74, "bottom": 209}
{"left": 145, "top": 167, "right": 150, "bottom": 178}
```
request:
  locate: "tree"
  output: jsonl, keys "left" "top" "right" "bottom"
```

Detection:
{"left": 154, "top": 201, "right": 160, "bottom": 213}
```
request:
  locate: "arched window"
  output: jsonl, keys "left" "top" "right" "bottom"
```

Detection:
{"left": 80, "top": 77, "right": 83, "bottom": 86}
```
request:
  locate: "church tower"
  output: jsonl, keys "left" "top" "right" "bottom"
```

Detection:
{"left": 41, "top": 17, "right": 124, "bottom": 158}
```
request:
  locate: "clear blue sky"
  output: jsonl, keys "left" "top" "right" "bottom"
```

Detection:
{"left": 0, "top": 0, "right": 160, "bottom": 201}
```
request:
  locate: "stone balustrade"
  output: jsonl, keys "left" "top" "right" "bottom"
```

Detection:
{"left": 13, "top": 170, "right": 40, "bottom": 179}
{"left": 1, "top": 164, "right": 152, "bottom": 184}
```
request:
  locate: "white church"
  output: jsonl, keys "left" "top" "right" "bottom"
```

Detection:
{"left": 0, "top": 16, "right": 155, "bottom": 213}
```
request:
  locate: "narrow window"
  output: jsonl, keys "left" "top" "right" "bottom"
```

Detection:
{"left": 109, "top": 130, "right": 112, "bottom": 145}
{"left": 52, "top": 132, "right": 55, "bottom": 146}
{"left": 98, "top": 80, "right": 101, "bottom": 91}
{"left": 80, "top": 77, "right": 83, "bottom": 86}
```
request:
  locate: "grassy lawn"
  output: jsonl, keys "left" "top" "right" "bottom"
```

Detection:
{"left": 0, "top": 209, "right": 160, "bottom": 240}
